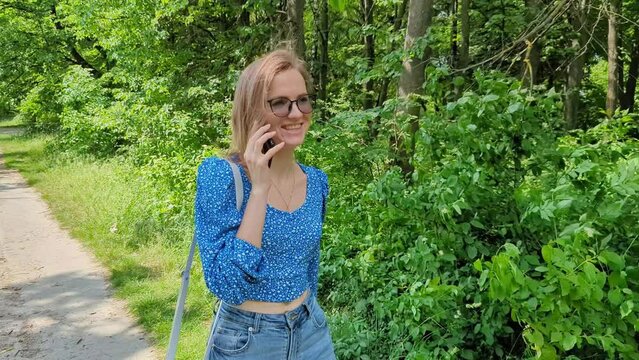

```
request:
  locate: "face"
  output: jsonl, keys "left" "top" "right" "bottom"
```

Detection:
{"left": 263, "top": 68, "right": 311, "bottom": 150}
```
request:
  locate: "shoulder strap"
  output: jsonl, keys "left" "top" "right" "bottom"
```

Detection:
{"left": 166, "top": 159, "right": 243, "bottom": 360}
{"left": 227, "top": 160, "right": 243, "bottom": 210}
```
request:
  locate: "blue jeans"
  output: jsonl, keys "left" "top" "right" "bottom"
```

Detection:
{"left": 205, "top": 295, "right": 336, "bottom": 360}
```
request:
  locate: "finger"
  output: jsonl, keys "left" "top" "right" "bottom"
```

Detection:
{"left": 248, "top": 124, "right": 271, "bottom": 153}
{"left": 263, "top": 141, "right": 286, "bottom": 159}
{"left": 255, "top": 131, "right": 276, "bottom": 149}
{"left": 248, "top": 121, "right": 264, "bottom": 137}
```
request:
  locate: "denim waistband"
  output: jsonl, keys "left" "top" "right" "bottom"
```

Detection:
{"left": 217, "top": 294, "right": 318, "bottom": 332}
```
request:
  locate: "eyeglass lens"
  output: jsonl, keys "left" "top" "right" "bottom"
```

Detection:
{"left": 270, "top": 96, "right": 312, "bottom": 117}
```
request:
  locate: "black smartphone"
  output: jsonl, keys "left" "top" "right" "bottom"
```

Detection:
{"left": 262, "top": 138, "right": 276, "bottom": 168}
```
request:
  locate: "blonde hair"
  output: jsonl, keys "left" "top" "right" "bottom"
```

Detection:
{"left": 228, "top": 49, "right": 311, "bottom": 158}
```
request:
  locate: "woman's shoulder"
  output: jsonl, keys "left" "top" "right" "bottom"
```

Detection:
{"left": 299, "top": 163, "right": 327, "bottom": 180}
{"left": 197, "top": 156, "right": 235, "bottom": 183}
{"left": 299, "top": 164, "right": 328, "bottom": 196}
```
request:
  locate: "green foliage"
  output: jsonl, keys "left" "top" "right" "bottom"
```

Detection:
{"left": 17, "top": 78, "right": 63, "bottom": 132}
{"left": 313, "top": 71, "right": 565, "bottom": 358}
{"left": 2, "top": 0, "right": 639, "bottom": 359}
{"left": 485, "top": 116, "right": 639, "bottom": 358}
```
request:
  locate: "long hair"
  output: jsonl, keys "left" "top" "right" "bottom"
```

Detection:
{"left": 228, "top": 50, "right": 311, "bottom": 158}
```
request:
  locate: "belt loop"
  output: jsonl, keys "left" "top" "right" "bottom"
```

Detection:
{"left": 251, "top": 312, "right": 261, "bottom": 334}
{"left": 302, "top": 293, "right": 313, "bottom": 317}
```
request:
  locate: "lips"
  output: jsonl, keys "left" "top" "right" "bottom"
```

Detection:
{"left": 282, "top": 123, "right": 303, "bottom": 130}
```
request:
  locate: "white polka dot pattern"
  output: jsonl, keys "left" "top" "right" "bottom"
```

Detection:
{"left": 195, "top": 157, "right": 328, "bottom": 305}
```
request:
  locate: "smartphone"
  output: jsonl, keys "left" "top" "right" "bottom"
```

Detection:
{"left": 262, "top": 138, "right": 276, "bottom": 168}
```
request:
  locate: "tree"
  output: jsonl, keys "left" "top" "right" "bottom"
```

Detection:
{"left": 394, "top": 0, "right": 435, "bottom": 174}
{"left": 311, "top": 0, "right": 329, "bottom": 121}
{"left": 621, "top": 11, "right": 639, "bottom": 111}
{"left": 606, "top": 0, "right": 620, "bottom": 117}
{"left": 565, "top": 0, "right": 590, "bottom": 129}
{"left": 287, "top": 0, "right": 306, "bottom": 57}
{"left": 376, "top": 0, "right": 408, "bottom": 107}
{"left": 521, "top": 0, "right": 543, "bottom": 87}
{"left": 361, "top": 0, "right": 375, "bottom": 110}
{"left": 459, "top": 0, "right": 470, "bottom": 69}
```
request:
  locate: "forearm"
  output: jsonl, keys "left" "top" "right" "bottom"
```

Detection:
{"left": 236, "top": 187, "right": 268, "bottom": 248}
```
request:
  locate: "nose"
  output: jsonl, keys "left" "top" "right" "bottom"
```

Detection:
{"left": 288, "top": 102, "right": 304, "bottom": 119}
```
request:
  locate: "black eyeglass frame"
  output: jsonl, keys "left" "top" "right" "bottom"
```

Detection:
{"left": 266, "top": 95, "right": 315, "bottom": 118}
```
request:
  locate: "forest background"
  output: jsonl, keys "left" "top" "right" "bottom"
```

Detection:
{"left": 1, "top": 0, "right": 639, "bottom": 359}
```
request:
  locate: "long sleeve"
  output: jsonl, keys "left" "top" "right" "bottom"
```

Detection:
{"left": 308, "top": 168, "right": 329, "bottom": 297}
{"left": 195, "top": 157, "right": 266, "bottom": 305}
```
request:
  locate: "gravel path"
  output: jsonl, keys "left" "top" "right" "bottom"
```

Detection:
{"left": 0, "top": 150, "right": 159, "bottom": 360}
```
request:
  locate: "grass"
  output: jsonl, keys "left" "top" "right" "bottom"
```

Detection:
{"left": 0, "top": 131, "right": 215, "bottom": 360}
{"left": 0, "top": 114, "right": 24, "bottom": 129}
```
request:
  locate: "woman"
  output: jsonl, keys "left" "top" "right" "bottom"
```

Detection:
{"left": 195, "top": 50, "right": 336, "bottom": 359}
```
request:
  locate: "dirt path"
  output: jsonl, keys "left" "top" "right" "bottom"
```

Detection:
{"left": 0, "top": 150, "right": 159, "bottom": 359}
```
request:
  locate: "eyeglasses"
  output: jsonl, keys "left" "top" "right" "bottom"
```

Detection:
{"left": 267, "top": 95, "right": 313, "bottom": 117}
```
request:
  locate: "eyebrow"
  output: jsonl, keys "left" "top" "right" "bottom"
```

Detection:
{"left": 267, "top": 93, "right": 309, "bottom": 101}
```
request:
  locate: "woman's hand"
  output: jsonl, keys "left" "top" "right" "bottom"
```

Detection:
{"left": 243, "top": 123, "right": 285, "bottom": 194}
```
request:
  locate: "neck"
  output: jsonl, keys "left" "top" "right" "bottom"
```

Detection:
{"left": 269, "top": 147, "right": 296, "bottom": 177}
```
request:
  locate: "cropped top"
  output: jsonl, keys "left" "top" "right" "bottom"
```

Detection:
{"left": 194, "top": 157, "right": 329, "bottom": 305}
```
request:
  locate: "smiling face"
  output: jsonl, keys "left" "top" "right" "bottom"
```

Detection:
{"left": 263, "top": 69, "right": 311, "bottom": 150}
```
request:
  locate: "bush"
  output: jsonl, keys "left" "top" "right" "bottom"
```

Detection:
{"left": 17, "top": 78, "right": 63, "bottom": 132}
{"left": 485, "top": 115, "right": 639, "bottom": 359}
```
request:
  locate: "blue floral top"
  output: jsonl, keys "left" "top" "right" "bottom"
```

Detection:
{"left": 195, "top": 157, "right": 329, "bottom": 305}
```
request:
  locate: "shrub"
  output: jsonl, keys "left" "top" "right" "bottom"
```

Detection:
{"left": 485, "top": 115, "right": 639, "bottom": 359}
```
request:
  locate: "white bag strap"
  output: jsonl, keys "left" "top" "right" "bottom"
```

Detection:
{"left": 166, "top": 159, "right": 243, "bottom": 360}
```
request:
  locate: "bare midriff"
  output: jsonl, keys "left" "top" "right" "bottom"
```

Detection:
{"left": 233, "top": 289, "right": 309, "bottom": 314}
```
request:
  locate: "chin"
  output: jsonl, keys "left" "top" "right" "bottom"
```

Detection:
{"left": 282, "top": 138, "right": 305, "bottom": 149}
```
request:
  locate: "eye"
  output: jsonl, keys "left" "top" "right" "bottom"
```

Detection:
{"left": 297, "top": 95, "right": 310, "bottom": 104}
{"left": 270, "top": 98, "right": 289, "bottom": 108}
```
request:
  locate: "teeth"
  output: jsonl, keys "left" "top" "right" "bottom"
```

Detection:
{"left": 283, "top": 123, "right": 302, "bottom": 130}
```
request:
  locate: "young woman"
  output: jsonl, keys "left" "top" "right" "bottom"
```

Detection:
{"left": 195, "top": 50, "right": 336, "bottom": 359}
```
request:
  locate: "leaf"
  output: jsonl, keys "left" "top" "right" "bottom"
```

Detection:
{"left": 504, "top": 243, "right": 520, "bottom": 258}
{"left": 600, "top": 250, "right": 625, "bottom": 271}
{"left": 328, "top": 0, "right": 347, "bottom": 12}
{"left": 473, "top": 259, "right": 483, "bottom": 272}
{"left": 507, "top": 102, "right": 522, "bottom": 113}
{"left": 470, "top": 219, "right": 485, "bottom": 229}
{"left": 453, "top": 76, "right": 465, "bottom": 87}
{"left": 539, "top": 345, "right": 558, "bottom": 360}
{"left": 467, "top": 245, "right": 478, "bottom": 259}
{"left": 478, "top": 269, "right": 489, "bottom": 287}
{"left": 562, "top": 334, "right": 577, "bottom": 351}
{"left": 608, "top": 288, "right": 623, "bottom": 306}
{"left": 482, "top": 94, "right": 499, "bottom": 102}
{"left": 531, "top": 330, "right": 544, "bottom": 347}
{"left": 621, "top": 300, "right": 634, "bottom": 318}
{"left": 556, "top": 199, "right": 572, "bottom": 209}
{"left": 582, "top": 262, "right": 598, "bottom": 282}
{"left": 541, "top": 245, "right": 554, "bottom": 263}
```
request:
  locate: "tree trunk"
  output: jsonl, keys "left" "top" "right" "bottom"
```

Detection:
{"left": 311, "top": 0, "right": 329, "bottom": 122}
{"left": 362, "top": 0, "right": 375, "bottom": 110}
{"left": 564, "top": 0, "right": 588, "bottom": 129}
{"left": 394, "top": 0, "right": 435, "bottom": 175}
{"left": 450, "top": 0, "right": 458, "bottom": 67}
{"left": 287, "top": 0, "right": 306, "bottom": 57}
{"left": 521, "top": 0, "right": 542, "bottom": 87}
{"left": 459, "top": 0, "right": 470, "bottom": 69}
{"left": 377, "top": 0, "right": 408, "bottom": 107}
{"left": 622, "top": 26, "right": 639, "bottom": 112}
{"left": 606, "top": 0, "right": 619, "bottom": 118}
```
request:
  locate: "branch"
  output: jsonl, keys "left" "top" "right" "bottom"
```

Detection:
{"left": 50, "top": 5, "right": 102, "bottom": 78}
